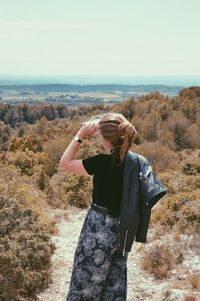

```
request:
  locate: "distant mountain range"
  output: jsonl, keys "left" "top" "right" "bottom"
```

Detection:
{"left": 0, "top": 74, "right": 199, "bottom": 86}
{"left": 0, "top": 83, "right": 184, "bottom": 106}
{"left": 0, "top": 83, "right": 182, "bottom": 94}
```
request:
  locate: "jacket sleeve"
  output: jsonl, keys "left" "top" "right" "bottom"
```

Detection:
{"left": 135, "top": 207, "right": 151, "bottom": 243}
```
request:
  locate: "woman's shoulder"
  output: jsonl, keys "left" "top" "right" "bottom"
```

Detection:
{"left": 82, "top": 152, "right": 113, "bottom": 175}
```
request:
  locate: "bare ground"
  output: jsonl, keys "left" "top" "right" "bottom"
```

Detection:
{"left": 36, "top": 206, "right": 200, "bottom": 301}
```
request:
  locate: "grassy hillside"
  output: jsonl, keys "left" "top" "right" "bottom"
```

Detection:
{"left": 0, "top": 86, "right": 199, "bottom": 300}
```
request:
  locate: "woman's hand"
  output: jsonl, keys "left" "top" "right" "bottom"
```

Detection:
{"left": 59, "top": 123, "right": 98, "bottom": 176}
{"left": 77, "top": 123, "right": 98, "bottom": 140}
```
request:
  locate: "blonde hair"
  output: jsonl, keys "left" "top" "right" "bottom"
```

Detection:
{"left": 97, "top": 113, "right": 137, "bottom": 164}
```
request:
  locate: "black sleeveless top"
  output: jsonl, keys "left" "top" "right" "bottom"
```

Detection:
{"left": 82, "top": 153, "right": 125, "bottom": 214}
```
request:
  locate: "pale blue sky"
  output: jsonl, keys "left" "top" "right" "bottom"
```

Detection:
{"left": 0, "top": 0, "right": 200, "bottom": 76}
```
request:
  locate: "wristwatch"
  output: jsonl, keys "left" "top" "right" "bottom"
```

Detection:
{"left": 74, "top": 135, "right": 82, "bottom": 143}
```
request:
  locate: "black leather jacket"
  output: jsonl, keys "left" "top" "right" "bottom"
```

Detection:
{"left": 118, "top": 151, "right": 167, "bottom": 257}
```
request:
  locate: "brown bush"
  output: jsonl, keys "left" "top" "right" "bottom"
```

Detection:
{"left": 179, "top": 86, "right": 200, "bottom": 99}
{"left": 12, "top": 149, "right": 48, "bottom": 176}
{"left": 37, "top": 170, "right": 49, "bottom": 191}
{"left": 34, "top": 116, "right": 48, "bottom": 135}
{"left": 187, "top": 272, "right": 200, "bottom": 290}
{"left": 64, "top": 174, "right": 92, "bottom": 208}
{"left": 151, "top": 190, "right": 200, "bottom": 235}
{"left": 132, "top": 142, "right": 178, "bottom": 172}
{"left": 166, "top": 111, "right": 191, "bottom": 150}
{"left": 43, "top": 135, "right": 68, "bottom": 165}
{"left": 0, "top": 195, "right": 55, "bottom": 301}
{"left": 0, "top": 161, "right": 54, "bottom": 232}
{"left": 44, "top": 171, "right": 69, "bottom": 209}
{"left": 159, "top": 170, "right": 200, "bottom": 195}
{"left": 179, "top": 149, "right": 200, "bottom": 175}
{"left": 9, "top": 134, "right": 44, "bottom": 153}
{"left": 183, "top": 124, "right": 200, "bottom": 149}
{"left": 140, "top": 243, "right": 183, "bottom": 279}
{"left": 139, "top": 112, "right": 162, "bottom": 142}
{"left": 111, "top": 98, "right": 135, "bottom": 119}
{"left": 159, "top": 127, "right": 176, "bottom": 150}
{"left": 14, "top": 150, "right": 36, "bottom": 176}
{"left": 185, "top": 296, "right": 196, "bottom": 301}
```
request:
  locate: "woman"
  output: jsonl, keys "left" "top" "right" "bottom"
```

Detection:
{"left": 59, "top": 112, "right": 137, "bottom": 301}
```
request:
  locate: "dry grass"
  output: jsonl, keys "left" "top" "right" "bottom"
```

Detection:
{"left": 185, "top": 295, "right": 196, "bottom": 301}
{"left": 162, "top": 289, "right": 173, "bottom": 301}
{"left": 132, "top": 142, "right": 178, "bottom": 172}
{"left": 140, "top": 243, "right": 183, "bottom": 279}
{"left": 151, "top": 190, "right": 200, "bottom": 236}
{"left": 187, "top": 272, "right": 200, "bottom": 290}
{"left": 0, "top": 195, "right": 55, "bottom": 300}
{"left": 172, "top": 223, "right": 182, "bottom": 241}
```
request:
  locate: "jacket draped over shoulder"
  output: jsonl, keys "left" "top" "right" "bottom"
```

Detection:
{"left": 118, "top": 151, "right": 167, "bottom": 256}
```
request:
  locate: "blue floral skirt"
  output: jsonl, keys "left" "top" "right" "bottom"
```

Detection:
{"left": 66, "top": 205, "right": 128, "bottom": 301}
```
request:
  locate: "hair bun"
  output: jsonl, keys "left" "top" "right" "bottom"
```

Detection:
{"left": 118, "top": 121, "right": 137, "bottom": 139}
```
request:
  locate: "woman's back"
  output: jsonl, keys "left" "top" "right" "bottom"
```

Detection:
{"left": 83, "top": 153, "right": 125, "bottom": 214}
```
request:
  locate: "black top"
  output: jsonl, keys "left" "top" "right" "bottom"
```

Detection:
{"left": 82, "top": 153, "right": 125, "bottom": 214}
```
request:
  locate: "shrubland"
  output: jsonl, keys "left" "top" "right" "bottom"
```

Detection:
{"left": 0, "top": 195, "right": 55, "bottom": 301}
{"left": 0, "top": 86, "right": 199, "bottom": 300}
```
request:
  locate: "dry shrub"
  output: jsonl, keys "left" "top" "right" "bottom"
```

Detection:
{"left": 156, "top": 171, "right": 177, "bottom": 194}
{"left": 166, "top": 111, "right": 191, "bottom": 150}
{"left": 64, "top": 174, "right": 92, "bottom": 208}
{"left": 45, "top": 171, "right": 70, "bottom": 209}
{"left": 158, "top": 169, "right": 200, "bottom": 195}
{"left": 187, "top": 272, "right": 200, "bottom": 290}
{"left": 139, "top": 111, "right": 162, "bottom": 142}
{"left": 46, "top": 169, "right": 93, "bottom": 209}
{"left": 183, "top": 124, "right": 200, "bottom": 149}
{"left": 151, "top": 190, "right": 200, "bottom": 235}
{"left": 111, "top": 90, "right": 200, "bottom": 151}
{"left": 131, "top": 116, "right": 143, "bottom": 134}
{"left": 43, "top": 156, "right": 58, "bottom": 177}
{"left": 14, "top": 150, "right": 40, "bottom": 176}
{"left": 150, "top": 224, "right": 169, "bottom": 241}
{"left": 132, "top": 142, "right": 178, "bottom": 172}
{"left": 183, "top": 162, "right": 200, "bottom": 175}
{"left": 0, "top": 163, "right": 54, "bottom": 234}
{"left": 9, "top": 134, "right": 44, "bottom": 153}
{"left": 9, "top": 148, "right": 48, "bottom": 177}
{"left": 140, "top": 243, "right": 182, "bottom": 279}
{"left": 36, "top": 169, "right": 49, "bottom": 191}
{"left": 162, "top": 290, "right": 173, "bottom": 301}
{"left": 185, "top": 295, "right": 197, "bottom": 301}
{"left": 159, "top": 128, "right": 176, "bottom": 150}
{"left": 34, "top": 116, "right": 48, "bottom": 135}
{"left": 181, "top": 149, "right": 200, "bottom": 175}
{"left": 0, "top": 195, "right": 55, "bottom": 301}
{"left": 172, "top": 223, "right": 182, "bottom": 241}
{"left": 111, "top": 98, "right": 135, "bottom": 119}
{"left": 179, "top": 86, "right": 200, "bottom": 99}
{"left": 43, "top": 135, "right": 68, "bottom": 165}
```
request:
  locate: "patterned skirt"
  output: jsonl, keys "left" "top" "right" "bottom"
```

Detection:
{"left": 66, "top": 205, "right": 128, "bottom": 301}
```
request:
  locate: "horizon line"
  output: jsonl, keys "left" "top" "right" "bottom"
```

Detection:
{"left": 0, "top": 73, "right": 200, "bottom": 78}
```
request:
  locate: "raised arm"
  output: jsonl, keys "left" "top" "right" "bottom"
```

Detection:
{"left": 59, "top": 123, "right": 97, "bottom": 175}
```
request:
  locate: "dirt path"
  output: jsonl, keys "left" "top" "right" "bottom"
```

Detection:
{"left": 36, "top": 207, "right": 199, "bottom": 301}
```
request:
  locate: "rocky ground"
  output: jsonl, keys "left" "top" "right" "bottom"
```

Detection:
{"left": 35, "top": 206, "right": 199, "bottom": 301}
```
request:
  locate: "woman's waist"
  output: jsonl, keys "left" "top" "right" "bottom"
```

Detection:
{"left": 90, "top": 201, "right": 120, "bottom": 217}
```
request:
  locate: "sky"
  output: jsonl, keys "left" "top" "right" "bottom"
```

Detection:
{"left": 0, "top": 0, "right": 200, "bottom": 77}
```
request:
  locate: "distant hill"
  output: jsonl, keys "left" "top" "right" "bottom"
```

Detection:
{"left": 0, "top": 83, "right": 182, "bottom": 94}
{"left": 0, "top": 83, "right": 184, "bottom": 106}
